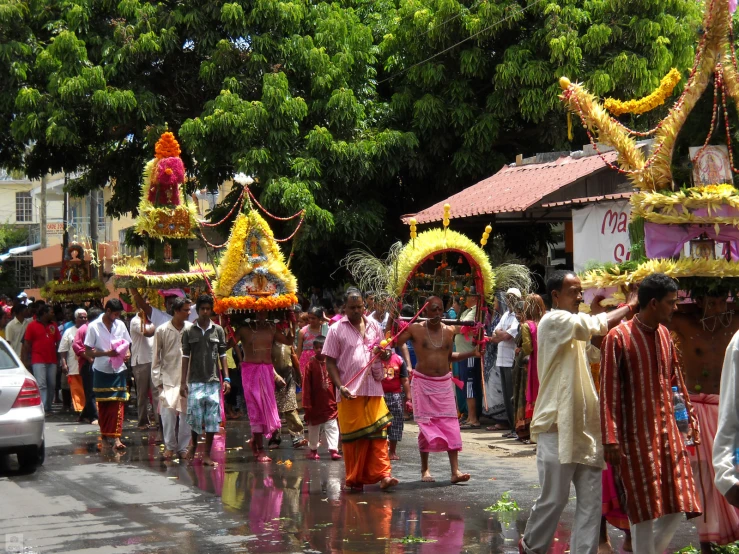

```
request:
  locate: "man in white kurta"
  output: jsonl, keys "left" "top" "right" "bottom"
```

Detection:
{"left": 521, "top": 271, "right": 637, "bottom": 554}
{"left": 714, "top": 332, "right": 739, "bottom": 509}
{"left": 152, "top": 297, "right": 192, "bottom": 459}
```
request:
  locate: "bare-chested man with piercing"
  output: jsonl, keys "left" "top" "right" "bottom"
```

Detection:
{"left": 237, "top": 310, "right": 295, "bottom": 462}
{"left": 396, "top": 296, "right": 479, "bottom": 483}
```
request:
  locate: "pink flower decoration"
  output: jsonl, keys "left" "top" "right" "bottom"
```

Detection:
{"left": 156, "top": 157, "right": 185, "bottom": 187}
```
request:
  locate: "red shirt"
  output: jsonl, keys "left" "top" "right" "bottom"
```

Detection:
{"left": 302, "top": 357, "right": 338, "bottom": 425}
{"left": 24, "top": 320, "right": 61, "bottom": 365}
{"left": 381, "top": 353, "right": 407, "bottom": 394}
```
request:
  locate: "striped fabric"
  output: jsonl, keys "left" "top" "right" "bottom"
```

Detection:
{"left": 600, "top": 317, "right": 702, "bottom": 524}
{"left": 322, "top": 315, "right": 385, "bottom": 399}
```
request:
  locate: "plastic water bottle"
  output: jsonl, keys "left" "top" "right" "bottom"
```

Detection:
{"left": 672, "top": 386, "right": 693, "bottom": 447}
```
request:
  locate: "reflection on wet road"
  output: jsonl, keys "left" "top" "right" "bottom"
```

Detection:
{"left": 0, "top": 416, "right": 697, "bottom": 553}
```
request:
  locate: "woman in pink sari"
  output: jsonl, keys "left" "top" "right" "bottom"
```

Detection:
{"left": 295, "top": 307, "right": 327, "bottom": 377}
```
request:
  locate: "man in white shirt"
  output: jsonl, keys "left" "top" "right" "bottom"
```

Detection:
{"left": 5, "top": 303, "right": 29, "bottom": 358}
{"left": 130, "top": 288, "right": 197, "bottom": 327}
{"left": 489, "top": 288, "right": 522, "bottom": 432}
{"left": 58, "top": 308, "right": 88, "bottom": 414}
{"left": 130, "top": 311, "right": 157, "bottom": 430}
{"left": 84, "top": 299, "right": 132, "bottom": 450}
{"left": 714, "top": 331, "right": 739, "bottom": 509}
{"left": 520, "top": 271, "right": 636, "bottom": 554}
{"left": 152, "top": 296, "right": 192, "bottom": 459}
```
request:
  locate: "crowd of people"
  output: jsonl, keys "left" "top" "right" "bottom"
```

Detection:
{"left": 4, "top": 272, "right": 739, "bottom": 553}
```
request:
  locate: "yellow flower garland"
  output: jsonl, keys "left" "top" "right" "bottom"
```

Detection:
{"left": 630, "top": 185, "right": 739, "bottom": 227}
{"left": 604, "top": 69, "right": 682, "bottom": 116}
{"left": 581, "top": 258, "right": 739, "bottom": 289}
{"left": 112, "top": 260, "right": 215, "bottom": 289}
{"left": 212, "top": 210, "right": 298, "bottom": 315}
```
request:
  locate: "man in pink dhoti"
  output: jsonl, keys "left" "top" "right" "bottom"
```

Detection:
{"left": 396, "top": 296, "right": 479, "bottom": 483}
{"left": 236, "top": 310, "right": 295, "bottom": 463}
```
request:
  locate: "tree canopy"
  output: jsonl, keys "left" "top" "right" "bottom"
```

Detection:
{"left": 0, "top": 0, "right": 705, "bottom": 284}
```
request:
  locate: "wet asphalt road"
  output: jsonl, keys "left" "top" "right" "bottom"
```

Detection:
{"left": 0, "top": 410, "right": 702, "bottom": 554}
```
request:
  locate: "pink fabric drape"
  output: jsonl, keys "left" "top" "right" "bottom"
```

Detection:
{"left": 524, "top": 321, "right": 539, "bottom": 418}
{"left": 644, "top": 221, "right": 739, "bottom": 259}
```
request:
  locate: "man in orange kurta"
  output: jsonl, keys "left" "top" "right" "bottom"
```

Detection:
{"left": 601, "top": 274, "right": 701, "bottom": 554}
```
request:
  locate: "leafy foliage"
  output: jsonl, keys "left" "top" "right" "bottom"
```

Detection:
{"left": 484, "top": 491, "right": 520, "bottom": 512}
{"left": 0, "top": 0, "right": 706, "bottom": 286}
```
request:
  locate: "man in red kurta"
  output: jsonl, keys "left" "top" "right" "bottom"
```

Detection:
{"left": 601, "top": 274, "right": 701, "bottom": 554}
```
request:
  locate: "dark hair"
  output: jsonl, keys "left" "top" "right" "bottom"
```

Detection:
{"left": 638, "top": 273, "right": 678, "bottom": 309}
{"left": 11, "top": 304, "right": 24, "bottom": 316}
{"left": 308, "top": 306, "right": 324, "bottom": 319}
{"left": 105, "top": 298, "right": 124, "bottom": 313}
{"left": 343, "top": 287, "right": 363, "bottom": 303}
{"left": 196, "top": 294, "right": 214, "bottom": 311}
{"left": 37, "top": 304, "right": 51, "bottom": 318}
{"left": 546, "top": 270, "right": 577, "bottom": 296}
{"left": 525, "top": 294, "right": 547, "bottom": 322}
{"left": 400, "top": 304, "right": 414, "bottom": 317}
{"left": 87, "top": 307, "right": 103, "bottom": 321}
{"left": 172, "top": 296, "right": 192, "bottom": 314}
{"left": 313, "top": 335, "right": 326, "bottom": 347}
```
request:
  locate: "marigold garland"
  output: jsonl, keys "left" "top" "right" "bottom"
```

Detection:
{"left": 604, "top": 69, "right": 682, "bottom": 116}
{"left": 155, "top": 132, "right": 181, "bottom": 159}
{"left": 214, "top": 293, "right": 298, "bottom": 313}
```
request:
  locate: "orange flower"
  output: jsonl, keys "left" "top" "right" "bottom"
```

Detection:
{"left": 155, "top": 132, "right": 181, "bottom": 159}
{"left": 214, "top": 293, "right": 298, "bottom": 314}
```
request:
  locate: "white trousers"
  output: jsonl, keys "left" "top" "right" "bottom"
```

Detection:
{"left": 522, "top": 433, "right": 602, "bottom": 554}
{"left": 307, "top": 418, "right": 339, "bottom": 451}
{"left": 630, "top": 513, "right": 683, "bottom": 554}
{"left": 161, "top": 407, "right": 191, "bottom": 453}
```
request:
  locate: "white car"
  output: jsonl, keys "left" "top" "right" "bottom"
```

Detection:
{"left": 0, "top": 337, "right": 45, "bottom": 470}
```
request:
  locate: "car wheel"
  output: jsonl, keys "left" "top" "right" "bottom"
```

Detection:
{"left": 17, "top": 442, "right": 44, "bottom": 471}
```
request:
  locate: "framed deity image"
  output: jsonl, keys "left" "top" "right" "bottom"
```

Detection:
{"left": 690, "top": 237, "right": 716, "bottom": 260}
{"left": 689, "top": 145, "right": 733, "bottom": 185}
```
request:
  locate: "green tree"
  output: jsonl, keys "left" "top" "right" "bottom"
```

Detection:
{"left": 374, "top": 0, "right": 702, "bottom": 204}
{"left": 0, "top": 0, "right": 417, "bottom": 284}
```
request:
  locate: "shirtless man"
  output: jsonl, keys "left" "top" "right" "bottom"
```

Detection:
{"left": 237, "top": 310, "right": 295, "bottom": 462}
{"left": 396, "top": 296, "right": 479, "bottom": 483}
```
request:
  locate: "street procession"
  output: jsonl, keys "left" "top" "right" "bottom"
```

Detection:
{"left": 1, "top": 0, "right": 739, "bottom": 552}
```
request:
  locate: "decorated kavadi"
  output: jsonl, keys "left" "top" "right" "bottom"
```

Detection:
{"left": 113, "top": 131, "right": 214, "bottom": 289}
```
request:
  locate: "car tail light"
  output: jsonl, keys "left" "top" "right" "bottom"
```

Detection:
{"left": 12, "top": 378, "right": 41, "bottom": 408}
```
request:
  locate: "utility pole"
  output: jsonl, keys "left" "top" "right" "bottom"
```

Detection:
{"left": 89, "top": 188, "right": 98, "bottom": 279}
{"left": 62, "top": 174, "right": 69, "bottom": 253}
{"left": 40, "top": 174, "right": 48, "bottom": 283}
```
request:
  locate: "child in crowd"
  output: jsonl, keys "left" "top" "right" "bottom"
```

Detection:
{"left": 382, "top": 351, "right": 411, "bottom": 460}
{"left": 303, "top": 336, "right": 341, "bottom": 460}
{"left": 269, "top": 342, "right": 308, "bottom": 449}
{"left": 296, "top": 307, "right": 326, "bottom": 377}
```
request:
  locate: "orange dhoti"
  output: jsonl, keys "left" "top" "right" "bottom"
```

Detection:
{"left": 68, "top": 375, "right": 85, "bottom": 413}
{"left": 338, "top": 396, "right": 393, "bottom": 488}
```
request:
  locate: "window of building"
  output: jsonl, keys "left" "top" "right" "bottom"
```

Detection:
{"left": 15, "top": 192, "right": 32, "bottom": 222}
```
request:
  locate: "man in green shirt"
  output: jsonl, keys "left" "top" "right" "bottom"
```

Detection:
{"left": 181, "top": 294, "right": 230, "bottom": 465}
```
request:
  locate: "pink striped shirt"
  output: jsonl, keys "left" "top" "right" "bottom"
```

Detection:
{"left": 322, "top": 315, "right": 384, "bottom": 400}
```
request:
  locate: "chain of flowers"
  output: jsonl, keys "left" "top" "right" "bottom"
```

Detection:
{"left": 568, "top": 92, "right": 666, "bottom": 175}
{"left": 606, "top": 16, "right": 711, "bottom": 138}
{"left": 273, "top": 215, "right": 306, "bottom": 243}
{"left": 246, "top": 187, "right": 304, "bottom": 221}
{"left": 691, "top": 66, "right": 722, "bottom": 165}
{"left": 198, "top": 186, "right": 246, "bottom": 227}
{"left": 199, "top": 232, "right": 229, "bottom": 249}
{"left": 718, "top": 64, "right": 739, "bottom": 173}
